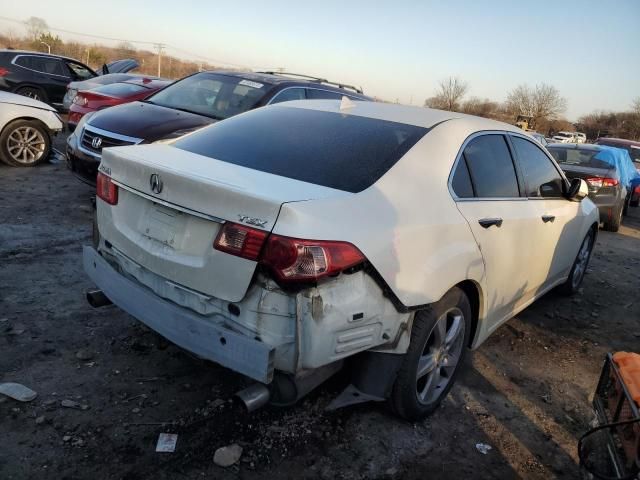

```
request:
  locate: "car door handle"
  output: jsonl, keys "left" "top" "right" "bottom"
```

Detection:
{"left": 542, "top": 215, "right": 556, "bottom": 223}
{"left": 478, "top": 218, "right": 503, "bottom": 229}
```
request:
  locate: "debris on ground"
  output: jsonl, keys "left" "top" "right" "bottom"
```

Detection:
{"left": 475, "top": 443, "right": 492, "bottom": 455}
{"left": 35, "top": 415, "right": 46, "bottom": 425}
{"left": 76, "top": 349, "right": 94, "bottom": 361}
{"left": 61, "top": 399, "right": 89, "bottom": 410}
{"left": 214, "top": 444, "right": 243, "bottom": 467}
{"left": 0, "top": 383, "right": 38, "bottom": 402}
{"left": 156, "top": 433, "right": 178, "bottom": 453}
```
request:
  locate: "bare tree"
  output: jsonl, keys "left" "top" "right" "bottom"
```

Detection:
{"left": 633, "top": 97, "right": 640, "bottom": 115}
{"left": 506, "top": 83, "right": 566, "bottom": 122}
{"left": 424, "top": 77, "right": 468, "bottom": 111}
{"left": 24, "top": 17, "right": 48, "bottom": 42}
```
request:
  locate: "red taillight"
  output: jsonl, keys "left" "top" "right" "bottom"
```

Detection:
{"left": 261, "top": 234, "right": 365, "bottom": 282}
{"left": 96, "top": 172, "right": 118, "bottom": 205}
{"left": 213, "top": 223, "right": 365, "bottom": 282}
{"left": 586, "top": 177, "right": 618, "bottom": 188}
{"left": 635, "top": 185, "right": 640, "bottom": 194}
{"left": 0, "top": 67, "right": 9, "bottom": 76}
{"left": 214, "top": 222, "right": 268, "bottom": 261}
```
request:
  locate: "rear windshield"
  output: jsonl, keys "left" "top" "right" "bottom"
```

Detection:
{"left": 548, "top": 147, "right": 611, "bottom": 169}
{"left": 147, "top": 72, "right": 269, "bottom": 120}
{"left": 173, "top": 105, "right": 428, "bottom": 193}
{"left": 91, "top": 82, "right": 149, "bottom": 98}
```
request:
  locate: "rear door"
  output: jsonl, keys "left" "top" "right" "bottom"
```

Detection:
{"left": 452, "top": 133, "right": 540, "bottom": 331}
{"left": 509, "top": 134, "right": 581, "bottom": 288}
{"left": 14, "top": 55, "right": 71, "bottom": 105}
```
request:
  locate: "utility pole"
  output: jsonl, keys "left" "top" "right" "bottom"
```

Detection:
{"left": 85, "top": 48, "right": 90, "bottom": 65}
{"left": 154, "top": 43, "right": 165, "bottom": 77}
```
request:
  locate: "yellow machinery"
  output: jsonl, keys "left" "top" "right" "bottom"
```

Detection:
{"left": 515, "top": 115, "right": 535, "bottom": 131}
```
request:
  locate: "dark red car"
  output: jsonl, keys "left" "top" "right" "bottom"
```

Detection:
{"left": 68, "top": 77, "right": 171, "bottom": 130}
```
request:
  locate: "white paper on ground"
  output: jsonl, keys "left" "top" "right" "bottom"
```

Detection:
{"left": 156, "top": 433, "right": 178, "bottom": 453}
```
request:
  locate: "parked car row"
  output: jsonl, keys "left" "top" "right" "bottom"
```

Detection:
{"left": 66, "top": 70, "right": 370, "bottom": 184}
{"left": 0, "top": 49, "right": 138, "bottom": 110}
{"left": 0, "top": 51, "right": 636, "bottom": 421}
{"left": 82, "top": 92, "right": 601, "bottom": 419}
{"left": 547, "top": 143, "right": 640, "bottom": 231}
{"left": 551, "top": 131, "right": 586, "bottom": 143}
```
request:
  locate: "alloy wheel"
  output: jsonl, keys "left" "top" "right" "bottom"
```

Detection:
{"left": 6, "top": 126, "right": 46, "bottom": 165}
{"left": 415, "top": 308, "right": 465, "bottom": 405}
{"left": 571, "top": 234, "right": 592, "bottom": 289}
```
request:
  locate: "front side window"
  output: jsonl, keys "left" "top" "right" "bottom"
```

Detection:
{"left": 270, "top": 87, "right": 306, "bottom": 104}
{"left": 462, "top": 135, "right": 520, "bottom": 198}
{"left": 66, "top": 61, "right": 94, "bottom": 80}
{"left": 147, "top": 73, "right": 269, "bottom": 120}
{"left": 511, "top": 137, "right": 565, "bottom": 198}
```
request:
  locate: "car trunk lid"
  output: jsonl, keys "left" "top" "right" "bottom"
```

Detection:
{"left": 98, "top": 144, "right": 347, "bottom": 302}
{"left": 559, "top": 164, "right": 617, "bottom": 194}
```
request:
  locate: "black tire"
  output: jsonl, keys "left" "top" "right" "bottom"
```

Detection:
{"left": 15, "top": 86, "right": 48, "bottom": 104}
{"left": 558, "top": 229, "right": 595, "bottom": 296}
{"left": 602, "top": 203, "right": 622, "bottom": 232}
{"left": 390, "top": 287, "right": 471, "bottom": 421}
{"left": 0, "top": 119, "right": 51, "bottom": 167}
{"left": 631, "top": 199, "right": 639, "bottom": 208}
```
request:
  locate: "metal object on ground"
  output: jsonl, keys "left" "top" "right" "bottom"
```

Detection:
{"left": 86, "top": 289, "right": 112, "bottom": 308}
{"left": 579, "top": 352, "right": 640, "bottom": 479}
{"left": 235, "top": 384, "right": 271, "bottom": 413}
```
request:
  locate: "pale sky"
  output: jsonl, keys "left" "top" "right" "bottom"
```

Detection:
{"left": 1, "top": 0, "right": 638, "bottom": 120}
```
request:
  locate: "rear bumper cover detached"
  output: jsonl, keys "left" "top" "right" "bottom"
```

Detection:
{"left": 82, "top": 246, "right": 275, "bottom": 383}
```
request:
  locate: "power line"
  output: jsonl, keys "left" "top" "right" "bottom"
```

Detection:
{"left": 0, "top": 15, "right": 254, "bottom": 69}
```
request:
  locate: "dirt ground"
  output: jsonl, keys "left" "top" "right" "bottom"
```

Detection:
{"left": 1, "top": 136, "right": 639, "bottom": 480}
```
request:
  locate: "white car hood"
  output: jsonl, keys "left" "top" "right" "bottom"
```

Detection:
{"left": 0, "top": 91, "right": 56, "bottom": 112}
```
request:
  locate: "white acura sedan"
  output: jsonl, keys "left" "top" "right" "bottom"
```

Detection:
{"left": 84, "top": 100, "right": 598, "bottom": 420}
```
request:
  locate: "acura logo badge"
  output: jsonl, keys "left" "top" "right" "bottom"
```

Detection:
{"left": 91, "top": 137, "right": 102, "bottom": 149}
{"left": 150, "top": 174, "right": 163, "bottom": 194}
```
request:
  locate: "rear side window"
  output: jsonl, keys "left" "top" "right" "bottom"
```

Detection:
{"left": 91, "top": 82, "right": 149, "bottom": 98}
{"left": 270, "top": 87, "right": 306, "bottom": 104}
{"left": 463, "top": 135, "right": 520, "bottom": 198}
{"left": 511, "top": 137, "right": 565, "bottom": 198}
{"left": 451, "top": 160, "right": 474, "bottom": 198}
{"left": 173, "top": 106, "right": 428, "bottom": 193}
{"left": 16, "top": 56, "right": 66, "bottom": 76}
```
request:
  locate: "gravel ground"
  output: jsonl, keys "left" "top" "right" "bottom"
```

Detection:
{"left": 1, "top": 137, "right": 639, "bottom": 480}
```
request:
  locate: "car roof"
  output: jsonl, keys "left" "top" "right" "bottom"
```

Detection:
{"left": 0, "top": 49, "right": 82, "bottom": 63}
{"left": 547, "top": 143, "right": 602, "bottom": 151}
{"left": 597, "top": 137, "right": 640, "bottom": 147}
{"left": 204, "top": 70, "right": 366, "bottom": 96}
{"left": 121, "top": 77, "right": 171, "bottom": 89}
{"left": 277, "top": 99, "right": 524, "bottom": 131}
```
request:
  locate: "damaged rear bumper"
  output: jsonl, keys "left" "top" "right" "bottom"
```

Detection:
{"left": 83, "top": 246, "right": 275, "bottom": 383}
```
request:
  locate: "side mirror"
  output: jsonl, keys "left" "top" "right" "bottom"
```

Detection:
{"left": 567, "top": 178, "right": 589, "bottom": 202}
{"left": 101, "top": 64, "right": 109, "bottom": 75}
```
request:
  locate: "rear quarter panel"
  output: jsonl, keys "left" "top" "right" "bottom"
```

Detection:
{"left": 273, "top": 118, "right": 488, "bottom": 310}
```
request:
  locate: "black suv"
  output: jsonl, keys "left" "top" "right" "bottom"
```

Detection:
{"left": 0, "top": 50, "right": 138, "bottom": 110}
{"left": 66, "top": 71, "right": 371, "bottom": 184}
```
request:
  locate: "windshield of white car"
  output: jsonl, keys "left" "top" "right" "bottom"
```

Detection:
{"left": 146, "top": 72, "right": 269, "bottom": 120}
{"left": 172, "top": 105, "right": 429, "bottom": 193}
